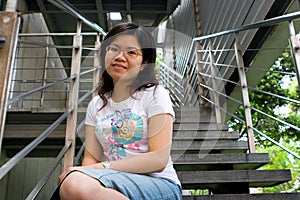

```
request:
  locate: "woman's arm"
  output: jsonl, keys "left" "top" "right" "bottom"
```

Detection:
{"left": 82, "top": 125, "right": 103, "bottom": 166}
{"left": 58, "top": 125, "right": 104, "bottom": 182}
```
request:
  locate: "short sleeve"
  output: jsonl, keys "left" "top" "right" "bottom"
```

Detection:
{"left": 146, "top": 85, "right": 175, "bottom": 119}
{"left": 85, "top": 96, "right": 99, "bottom": 126}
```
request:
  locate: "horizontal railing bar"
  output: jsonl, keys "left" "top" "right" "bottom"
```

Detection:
{"left": 12, "top": 79, "right": 70, "bottom": 82}
{"left": 8, "top": 76, "right": 75, "bottom": 105}
{"left": 247, "top": 67, "right": 296, "bottom": 75}
{"left": 251, "top": 106, "right": 300, "bottom": 132}
{"left": 200, "top": 96, "right": 287, "bottom": 161}
{"left": 199, "top": 82, "right": 244, "bottom": 106}
{"left": 198, "top": 72, "right": 242, "bottom": 87}
{"left": 19, "top": 39, "right": 77, "bottom": 49}
{"left": 158, "top": 61, "right": 183, "bottom": 79}
{"left": 80, "top": 68, "right": 96, "bottom": 76}
{"left": 194, "top": 11, "right": 300, "bottom": 41}
{"left": 0, "top": 109, "right": 72, "bottom": 180}
{"left": 19, "top": 32, "right": 98, "bottom": 37}
{"left": 248, "top": 86, "right": 300, "bottom": 104}
{"left": 47, "top": 0, "right": 106, "bottom": 36}
{"left": 78, "top": 89, "right": 95, "bottom": 105}
{"left": 25, "top": 140, "right": 72, "bottom": 200}
{"left": 198, "top": 47, "right": 288, "bottom": 53}
{"left": 250, "top": 126, "right": 300, "bottom": 160}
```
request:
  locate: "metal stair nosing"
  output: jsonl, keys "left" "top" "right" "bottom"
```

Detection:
{"left": 173, "top": 153, "right": 270, "bottom": 171}
{"left": 178, "top": 169, "right": 292, "bottom": 189}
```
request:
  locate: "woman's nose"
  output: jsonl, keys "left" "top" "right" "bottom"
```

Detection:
{"left": 114, "top": 50, "right": 126, "bottom": 59}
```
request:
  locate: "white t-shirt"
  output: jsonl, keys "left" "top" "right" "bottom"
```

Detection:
{"left": 85, "top": 85, "right": 181, "bottom": 186}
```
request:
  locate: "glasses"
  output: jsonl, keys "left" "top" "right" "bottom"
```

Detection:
{"left": 106, "top": 45, "right": 143, "bottom": 58}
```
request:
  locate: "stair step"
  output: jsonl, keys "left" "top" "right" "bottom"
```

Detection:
{"left": 175, "top": 117, "right": 216, "bottom": 123}
{"left": 173, "top": 153, "right": 270, "bottom": 171}
{"left": 182, "top": 193, "right": 300, "bottom": 200}
{"left": 178, "top": 170, "right": 292, "bottom": 190}
{"left": 171, "top": 141, "right": 248, "bottom": 153}
{"left": 174, "top": 106, "right": 212, "bottom": 113}
{"left": 173, "top": 130, "right": 239, "bottom": 140}
{"left": 173, "top": 123, "right": 228, "bottom": 131}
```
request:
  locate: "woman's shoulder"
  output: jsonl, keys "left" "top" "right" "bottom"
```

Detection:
{"left": 143, "top": 85, "right": 170, "bottom": 95}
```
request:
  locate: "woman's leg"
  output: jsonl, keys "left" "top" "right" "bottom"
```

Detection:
{"left": 59, "top": 171, "right": 129, "bottom": 200}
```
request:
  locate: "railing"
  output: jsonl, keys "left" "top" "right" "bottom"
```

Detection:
{"left": 0, "top": 1, "right": 105, "bottom": 199}
{"left": 159, "top": 11, "right": 300, "bottom": 159}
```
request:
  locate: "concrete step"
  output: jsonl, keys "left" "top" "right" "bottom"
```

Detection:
{"left": 173, "top": 123, "right": 228, "bottom": 131}
{"left": 173, "top": 153, "right": 270, "bottom": 171}
{"left": 178, "top": 170, "right": 292, "bottom": 191}
{"left": 174, "top": 106, "right": 212, "bottom": 114}
{"left": 182, "top": 193, "right": 300, "bottom": 200}
{"left": 173, "top": 130, "right": 239, "bottom": 140}
{"left": 171, "top": 140, "right": 248, "bottom": 154}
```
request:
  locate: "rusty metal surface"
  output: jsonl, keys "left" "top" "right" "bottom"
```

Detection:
{"left": 0, "top": 12, "right": 19, "bottom": 152}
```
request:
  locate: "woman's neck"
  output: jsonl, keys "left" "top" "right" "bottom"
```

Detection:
{"left": 111, "top": 81, "right": 132, "bottom": 102}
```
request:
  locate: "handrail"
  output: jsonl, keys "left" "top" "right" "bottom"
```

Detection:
{"left": 0, "top": 109, "right": 73, "bottom": 180}
{"left": 8, "top": 76, "right": 75, "bottom": 105}
{"left": 18, "top": 39, "right": 77, "bottom": 49}
{"left": 193, "top": 10, "right": 300, "bottom": 41}
{"left": 47, "top": 0, "right": 107, "bottom": 36}
{"left": 25, "top": 140, "right": 72, "bottom": 200}
{"left": 199, "top": 90, "right": 300, "bottom": 160}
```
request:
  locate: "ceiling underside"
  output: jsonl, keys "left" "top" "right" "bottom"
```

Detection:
{"left": 24, "top": 0, "right": 181, "bottom": 33}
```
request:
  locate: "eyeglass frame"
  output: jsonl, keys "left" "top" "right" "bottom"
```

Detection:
{"left": 105, "top": 44, "right": 143, "bottom": 59}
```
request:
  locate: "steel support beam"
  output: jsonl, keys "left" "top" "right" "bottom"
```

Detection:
{"left": 0, "top": 12, "right": 19, "bottom": 153}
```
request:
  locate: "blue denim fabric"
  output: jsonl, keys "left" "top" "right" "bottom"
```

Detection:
{"left": 79, "top": 169, "right": 182, "bottom": 200}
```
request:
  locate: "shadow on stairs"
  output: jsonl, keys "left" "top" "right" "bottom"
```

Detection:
{"left": 173, "top": 107, "right": 300, "bottom": 200}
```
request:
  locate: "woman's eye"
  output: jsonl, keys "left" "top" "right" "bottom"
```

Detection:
{"left": 110, "top": 47, "right": 119, "bottom": 52}
{"left": 128, "top": 50, "right": 138, "bottom": 55}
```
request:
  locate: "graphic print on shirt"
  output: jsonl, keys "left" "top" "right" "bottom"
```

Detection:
{"left": 96, "top": 108, "right": 143, "bottom": 161}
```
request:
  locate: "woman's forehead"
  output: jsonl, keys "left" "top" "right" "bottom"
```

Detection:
{"left": 110, "top": 34, "right": 141, "bottom": 48}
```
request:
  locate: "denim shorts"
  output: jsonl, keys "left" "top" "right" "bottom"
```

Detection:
{"left": 51, "top": 169, "right": 182, "bottom": 200}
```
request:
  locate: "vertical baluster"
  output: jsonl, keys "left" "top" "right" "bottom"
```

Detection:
{"left": 288, "top": 20, "right": 300, "bottom": 92}
{"left": 234, "top": 36, "right": 256, "bottom": 153}
{"left": 93, "top": 33, "right": 101, "bottom": 97}
{"left": 40, "top": 37, "right": 49, "bottom": 107}
{"left": 209, "top": 40, "right": 222, "bottom": 124}
{"left": 64, "top": 20, "right": 82, "bottom": 169}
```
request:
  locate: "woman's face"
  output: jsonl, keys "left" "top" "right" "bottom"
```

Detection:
{"left": 105, "top": 34, "right": 143, "bottom": 85}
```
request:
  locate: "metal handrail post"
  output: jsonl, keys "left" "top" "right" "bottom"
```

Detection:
{"left": 288, "top": 20, "right": 300, "bottom": 92}
{"left": 64, "top": 20, "right": 83, "bottom": 169}
{"left": 40, "top": 37, "right": 49, "bottom": 107}
{"left": 93, "top": 33, "right": 101, "bottom": 97}
{"left": 209, "top": 40, "right": 222, "bottom": 124}
{"left": 234, "top": 36, "right": 256, "bottom": 153}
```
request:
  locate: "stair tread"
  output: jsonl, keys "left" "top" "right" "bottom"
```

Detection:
{"left": 178, "top": 170, "right": 292, "bottom": 189}
{"left": 173, "top": 123, "right": 228, "bottom": 131}
{"left": 173, "top": 153, "right": 270, "bottom": 170}
{"left": 173, "top": 130, "right": 239, "bottom": 140}
{"left": 182, "top": 193, "right": 300, "bottom": 200}
{"left": 171, "top": 140, "right": 248, "bottom": 151}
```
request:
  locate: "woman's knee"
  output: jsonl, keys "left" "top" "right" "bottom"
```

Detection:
{"left": 59, "top": 171, "right": 97, "bottom": 199}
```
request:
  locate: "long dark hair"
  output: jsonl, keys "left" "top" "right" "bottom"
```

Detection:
{"left": 97, "top": 23, "right": 158, "bottom": 109}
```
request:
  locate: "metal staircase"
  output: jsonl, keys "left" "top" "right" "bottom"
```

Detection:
{"left": 172, "top": 107, "right": 299, "bottom": 199}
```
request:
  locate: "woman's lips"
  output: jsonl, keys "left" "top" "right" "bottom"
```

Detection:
{"left": 111, "top": 64, "right": 127, "bottom": 70}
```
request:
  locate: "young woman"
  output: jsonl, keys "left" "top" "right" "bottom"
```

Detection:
{"left": 53, "top": 23, "right": 182, "bottom": 200}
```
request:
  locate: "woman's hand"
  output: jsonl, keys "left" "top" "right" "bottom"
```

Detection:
{"left": 58, "top": 163, "right": 104, "bottom": 184}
